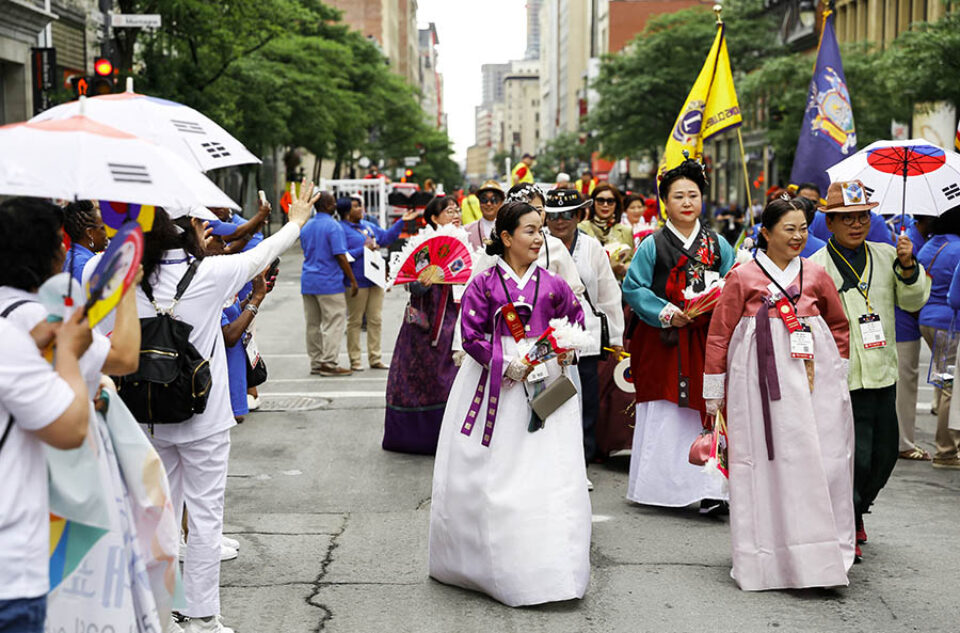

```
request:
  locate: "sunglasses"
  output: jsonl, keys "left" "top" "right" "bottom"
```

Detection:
{"left": 479, "top": 196, "right": 502, "bottom": 204}
{"left": 595, "top": 197, "right": 617, "bottom": 206}
{"left": 547, "top": 209, "right": 579, "bottom": 221}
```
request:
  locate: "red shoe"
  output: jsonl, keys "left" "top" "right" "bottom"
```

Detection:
{"left": 855, "top": 544, "right": 863, "bottom": 563}
{"left": 856, "top": 518, "right": 867, "bottom": 544}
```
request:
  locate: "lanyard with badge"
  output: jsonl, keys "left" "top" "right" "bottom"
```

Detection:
{"left": 495, "top": 267, "right": 546, "bottom": 381}
{"left": 757, "top": 258, "right": 812, "bottom": 360}
{"left": 829, "top": 241, "right": 885, "bottom": 349}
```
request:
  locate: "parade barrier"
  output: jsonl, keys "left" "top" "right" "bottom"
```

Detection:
{"left": 320, "top": 177, "right": 389, "bottom": 226}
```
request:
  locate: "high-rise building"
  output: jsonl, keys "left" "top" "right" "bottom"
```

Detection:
{"left": 419, "top": 22, "right": 444, "bottom": 130}
{"left": 480, "top": 62, "right": 511, "bottom": 106}
{"left": 538, "top": 0, "right": 591, "bottom": 145}
{"left": 326, "top": 0, "right": 420, "bottom": 87}
{"left": 503, "top": 59, "right": 540, "bottom": 157}
{"left": 524, "top": 0, "right": 543, "bottom": 60}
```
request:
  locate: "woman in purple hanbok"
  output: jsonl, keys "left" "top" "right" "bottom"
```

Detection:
{"left": 429, "top": 202, "right": 591, "bottom": 607}
{"left": 383, "top": 196, "right": 463, "bottom": 454}
{"left": 704, "top": 199, "right": 856, "bottom": 590}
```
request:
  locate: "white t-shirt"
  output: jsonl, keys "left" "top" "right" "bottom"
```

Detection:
{"left": 0, "top": 319, "right": 77, "bottom": 599}
{"left": 135, "top": 222, "right": 301, "bottom": 444}
{"left": 0, "top": 287, "right": 112, "bottom": 395}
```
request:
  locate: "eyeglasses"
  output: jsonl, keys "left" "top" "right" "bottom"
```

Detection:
{"left": 595, "top": 197, "right": 617, "bottom": 206}
{"left": 839, "top": 212, "right": 871, "bottom": 227}
{"left": 547, "top": 209, "right": 579, "bottom": 221}
{"left": 441, "top": 207, "right": 459, "bottom": 216}
{"left": 479, "top": 196, "right": 502, "bottom": 204}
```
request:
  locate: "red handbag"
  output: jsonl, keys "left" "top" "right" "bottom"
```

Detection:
{"left": 689, "top": 429, "right": 714, "bottom": 466}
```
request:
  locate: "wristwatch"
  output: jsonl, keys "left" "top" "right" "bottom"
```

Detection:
{"left": 245, "top": 304, "right": 259, "bottom": 316}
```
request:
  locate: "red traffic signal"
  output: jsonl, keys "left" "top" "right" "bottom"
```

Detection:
{"left": 401, "top": 168, "right": 413, "bottom": 183}
{"left": 94, "top": 58, "right": 113, "bottom": 77}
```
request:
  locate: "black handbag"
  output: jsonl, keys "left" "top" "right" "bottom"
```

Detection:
{"left": 244, "top": 334, "right": 268, "bottom": 388}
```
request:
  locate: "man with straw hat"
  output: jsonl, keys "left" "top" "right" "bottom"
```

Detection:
{"left": 464, "top": 180, "right": 505, "bottom": 249}
{"left": 810, "top": 179, "right": 930, "bottom": 562}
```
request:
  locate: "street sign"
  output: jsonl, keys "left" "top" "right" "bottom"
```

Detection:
{"left": 403, "top": 156, "right": 420, "bottom": 167}
{"left": 31, "top": 47, "right": 56, "bottom": 115}
{"left": 111, "top": 14, "right": 162, "bottom": 27}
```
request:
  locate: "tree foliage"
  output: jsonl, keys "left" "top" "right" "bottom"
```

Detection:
{"left": 107, "top": 0, "right": 459, "bottom": 189}
{"left": 589, "top": 0, "right": 782, "bottom": 158}
{"left": 882, "top": 4, "right": 960, "bottom": 111}
{"left": 532, "top": 131, "right": 595, "bottom": 181}
{"left": 738, "top": 44, "right": 911, "bottom": 172}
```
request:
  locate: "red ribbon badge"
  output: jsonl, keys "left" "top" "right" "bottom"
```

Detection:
{"left": 775, "top": 297, "right": 802, "bottom": 333}
{"left": 501, "top": 302, "right": 526, "bottom": 342}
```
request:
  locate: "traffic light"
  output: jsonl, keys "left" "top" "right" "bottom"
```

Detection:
{"left": 401, "top": 168, "right": 413, "bottom": 183}
{"left": 91, "top": 57, "right": 115, "bottom": 95}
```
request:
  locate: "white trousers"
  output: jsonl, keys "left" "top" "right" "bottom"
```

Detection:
{"left": 151, "top": 429, "right": 231, "bottom": 618}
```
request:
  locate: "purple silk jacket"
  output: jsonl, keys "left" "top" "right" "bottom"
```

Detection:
{"left": 458, "top": 261, "right": 584, "bottom": 446}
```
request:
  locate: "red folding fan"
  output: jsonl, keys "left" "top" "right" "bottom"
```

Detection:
{"left": 390, "top": 225, "right": 476, "bottom": 285}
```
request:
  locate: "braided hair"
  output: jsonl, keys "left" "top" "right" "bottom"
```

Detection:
{"left": 62, "top": 200, "right": 100, "bottom": 243}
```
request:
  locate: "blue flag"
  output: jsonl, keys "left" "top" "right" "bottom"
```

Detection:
{"left": 789, "top": 11, "right": 856, "bottom": 194}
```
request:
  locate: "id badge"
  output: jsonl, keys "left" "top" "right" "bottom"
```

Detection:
{"left": 859, "top": 313, "right": 886, "bottom": 349}
{"left": 790, "top": 326, "right": 814, "bottom": 360}
{"left": 526, "top": 363, "right": 549, "bottom": 383}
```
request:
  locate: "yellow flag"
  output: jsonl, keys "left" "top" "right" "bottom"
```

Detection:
{"left": 660, "top": 23, "right": 741, "bottom": 177}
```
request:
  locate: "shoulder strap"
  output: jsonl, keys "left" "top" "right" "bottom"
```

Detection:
{"left": 174, "top": 260, "right": 201, "bottom": 301}
{"left": 0, "top": 299, "right": 34, "bottom": 318}
{"left": 929, "top": 241, "right": 949, "bottom": 270}
{"left": 141, "top": 259, "right": 201, "bottom": 313}
{"left": 0, "top": 417, "right": 12, "bottom": 456}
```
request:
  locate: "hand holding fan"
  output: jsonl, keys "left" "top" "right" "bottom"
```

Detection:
{"left": 85, "top": 221, "right": 144, "bottom": 327}
{"left": 518, "top": 318, "right": 592, "bottom": 367}
{"left": 390, "top": 225, "right": 477, "bottom": 286}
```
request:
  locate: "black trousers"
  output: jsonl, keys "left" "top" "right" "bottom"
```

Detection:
{"left": 580, "top": 356, "right": 599, "bottom": 461}
{"left": 850, "top": 385, "right": 899, "bottom": 519}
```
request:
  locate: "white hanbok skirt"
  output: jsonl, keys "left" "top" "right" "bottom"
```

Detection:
{"left": 725, "top": 315, "right": 855, "bottom": 590}
{"left": 429, "top": 339, "right": 592, "bottom": 607}
{"left": 627, "top": 400, "right": 728, "bottom": 507}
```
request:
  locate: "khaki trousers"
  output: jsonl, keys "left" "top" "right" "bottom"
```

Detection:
{"left": 346, "top": 286, "right": 385, "bottom": 367}
{"left": 895, "top": 339, "right": 921, "bottom": 452}
{"left": 920, "top": 326, "right": 960, "bottom": 459}
{"left": 302, "top": 293, "right": 347, "bottom": 369}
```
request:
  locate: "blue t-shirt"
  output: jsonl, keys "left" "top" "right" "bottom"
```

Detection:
{"left": 301, "top": 213, "right": 348, "bottom": 295}
{"left": 917, "top": 234, "right": 960, "bottom": 331}
{"left": 340, "top": 219, "right": 404, "bottom": 289}
{"left": 810, "top": 210, "right": 894, "bottom": 245}
{"left": 63, "top": 243, "right": 95, "bottom": 280}
{"left": 801, "top": 234, "right": 826, "bottom": 257}
{"left": 220, "top": 299, "right": 248, "bottom": 417}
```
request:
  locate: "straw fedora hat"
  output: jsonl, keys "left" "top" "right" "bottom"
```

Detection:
{"left": 476, "top": 179, "right": 505, "bottom": 198}
{"left": 819, "top": 180, "right": 879, "bottom": 214}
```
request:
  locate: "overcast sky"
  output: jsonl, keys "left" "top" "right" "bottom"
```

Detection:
{"left": 417, "top": 0, "right": 528, "bottom": 163}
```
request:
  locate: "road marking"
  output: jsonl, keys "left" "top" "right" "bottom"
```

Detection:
{"left": 265, "top": 377, "right": 387, "bottom": 383}
{"left": 258, "top": 391, "right": 385, "bottom": 399}
{"left": 591, "top": 515, "right": 612, "bottom": 523}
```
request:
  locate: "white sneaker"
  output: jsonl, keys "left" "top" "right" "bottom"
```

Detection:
{"left": 182, "top": 615, "right": 234, "bottom": 633}
{"left": 222, "top": 535, "right": 240, "bottom": 550}
{"left": 586, "top": 478, "right": 595, "bottom": 491}
{"left": 247, "top": 394, "right": 261, "bottom": 410}
{"left": 168, "top": 615, "right": 185, "bottom": 633}
{"left": 178, "top": 538, "right": 238, "bottom": 562}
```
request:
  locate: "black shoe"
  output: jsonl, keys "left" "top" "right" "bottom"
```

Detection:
{"left": 699, "top": 499, "right": 729, "bottom": 516}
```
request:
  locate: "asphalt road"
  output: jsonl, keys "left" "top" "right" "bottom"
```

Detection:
{"left": 219, "top": 244, "right": 960, "bottom": 633}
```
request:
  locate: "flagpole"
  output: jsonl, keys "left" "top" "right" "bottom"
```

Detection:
{"left": 714, "top": 5, "right": 755, "bottom": 226}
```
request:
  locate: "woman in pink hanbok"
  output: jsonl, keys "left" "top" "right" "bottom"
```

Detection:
{"left": 703, "top": 198, "right": 857, "bottom": 591}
